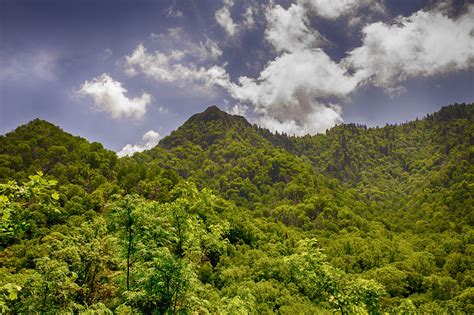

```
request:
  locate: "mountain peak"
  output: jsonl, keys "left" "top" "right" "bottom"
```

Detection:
{"left": 158, "top": 105, "right": 263, "bottom": 149}
{"left": 195, "top": 105, "right": 232, "bottom": 122}
{"left": 183, "top": 105, "right": 249, "bottom": 126}
{"left": 204, "top": 105, "right": 222, "bottom": 113}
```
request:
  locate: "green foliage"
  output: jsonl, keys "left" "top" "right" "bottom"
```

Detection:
{"left": 1, "top": 171, "right": 60, "bottom": 246}
{"left": 0, "top": 103, "right": 472, "bottom": 313}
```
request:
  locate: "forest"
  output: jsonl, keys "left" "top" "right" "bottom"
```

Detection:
{"left": 0, "top": 103, "right": 473, "bottom": 314}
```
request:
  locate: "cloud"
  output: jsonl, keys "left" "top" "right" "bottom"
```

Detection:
{"left": 117, "top": 130, "right": 161, "bottom": 157}
{"left": 209, "top": 2, "right": 352, "bottom": 135}
{"left": 165, "top": 0, "right": 183, "bottom": 17}
{"left": 124, "top": 44, "right": 228, "bottom": 91}
{"left": 243, "top": 5, "right": 255, "bottom": 29}
{"left": 298, "top": 0, "right": 380, "bottom": 19}
{"left": 215, "top": 0, "right": 238, "bottom": 37}
{"left": 104, "top": 48, "right": 113, "bottom": 58}
{"left": 265, "top": 4, "right": 324, "bottom": 53}
{"left": 227, "top": 50, "right": 357, "bottom": 104}
{"left": 0, "top": 51, "right": 57, "bottom": 82}
{"left": 256, "top": 103, "right": 343, "bottom": 135}
{"left": 217, "top": 49, "right": 357, "bottom": 135}
{"left": 345, "top": 5, "right": 474, "bottom": 88}
{"left": 226, "top": 103, "right": 249, "bottom": 116}
{"left": 206, "top": 2, "right": 360, "bottom": 135}
{"left": 150, "top": 27, "right": 222, "bottom": 61}
{"left": 78, "top": 73, "right": 152, "bottom": 119}
{"left": 196, "top": 38, "right": 223, "bottom": 61}
{"left": 215, "top": 1, "right": 257, "bottom": 37}
{"left": 120, "top": 2, "right": 473, "bottom": 137}
{"left": 212, "top": 4, "right": 473, "bottom": 135}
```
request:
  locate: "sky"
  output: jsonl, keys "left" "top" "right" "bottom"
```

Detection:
{"left": 1, "top": 0, "right": 473, "bottom": 156}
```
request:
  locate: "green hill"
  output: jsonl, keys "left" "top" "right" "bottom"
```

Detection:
{"left": 1, "top": 103, "right": 472, "bottom": 314}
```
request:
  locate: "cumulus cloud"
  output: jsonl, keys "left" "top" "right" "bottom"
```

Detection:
{"left": 217, "top": 49, "right": 357, "bottom": 134}
{"left": 265, "top": 4, "right": 324, "bottom": 53}
{"left": 226, "top": 103, "right": 249, "bottom": 116}
{"left": 205, "top": 2, "right": 358, "bottom": 135}
{"left": 122, "top": 2, "right": 473, "bottom": 137}
{"left": 298, "top": 0, "right": 380, "bottom": 19}
{"left": 215, "top": 0, "right": 238, "bottom": 37}
{"left": 213, "top": 4, "right": 473, "bottom": 135}
{"left": 117, "top": 130, "right": 161, "bottom": 157}
{"left": 345, "top": 6, "right": 474, "bottom": 88}
{"left": 124, "top": 44, "right": 228, "bottom": 91}
{"left": 227, "top": 50, "right": 357, "bottom": 104}
{"left": 78, "top": 74, "right": 152, "bottom": 119}
{"left": 208, "top": 2, "right": 353, "bottom": 135}
{"left": 256, "top": 103, "right": 343, "bottom": 135}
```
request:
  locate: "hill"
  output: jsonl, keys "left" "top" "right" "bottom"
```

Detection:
{"left": 0, "top": 103, "right": 473, "bottom": 314}
{"left": 0, "top": 119, "right": 117, "bottom": 187}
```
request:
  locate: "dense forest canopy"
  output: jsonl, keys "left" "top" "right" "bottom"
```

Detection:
{"left": 1, "top": 103, "right": 473, "bottom": 314}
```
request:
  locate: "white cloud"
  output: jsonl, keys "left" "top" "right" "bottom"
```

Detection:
{"left": 298, "top": 0, "right": 378, "bottom": 19}
{"left": 209, "top": 2, "right": 351, "bottom": 135}
{"left": 217, "top": 49, "right": 357, "bottom": 135}
{"left": 212, "top": 4, "right": 474, "bottom": 135}
{"left": 215, "top": 0, "right": 238, "bottom": 37}
{"left": 78, "top": 73, "right": 152, "bottom": 119}
{"left": 0, "top": 51, "right": 57, "bottom": 82}
{"left": 265, "top": 4, "right": 323, "bottom": 53}
{"left": 256, "top": 103, "right": 343, "bottom": 135}
{"left": 117, "top": 130, "right": 162, "bottom": 157}
{"left": 345, "top": 6, "right": 474, "bottom": 88}
{"left": 124, "top": 44, "right": 228, "bottom": 91}
{"left": 227, "top": 50, "right": 357, "bottom": 104}
{"left": 243, "top": 5, "right": 255, "bottom": 29}
{"left": 215, "top": 1, "right": 257, "bottom": 37}
{"left": 195, "top": 38, "right": 223, "bottom": 61}
{"left": 120, "top": 2, "right": 473, "bottom": 137}
{"left": 226, "top": 103, "right": 249, "bottom": 116}
{"left": 150, "top": 27, "right": 222, "bottom": 61}
{"left": 205, "top": 2, "right": 362, "bottom": 135}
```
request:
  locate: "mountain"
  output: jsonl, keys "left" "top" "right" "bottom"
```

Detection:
{"left": 138, "top": 106, "right": 322, "bottom": 207}
{"left": 159, "top": 105, "right": 271, "bottom": 150}
{"left": 0, "top": 119, "right": 117, "bottom": 185}
{"left": 1, "top": 103, "right": 473, "bottom": 314}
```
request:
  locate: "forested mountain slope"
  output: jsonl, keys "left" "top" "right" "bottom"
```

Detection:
{"left": 1, "top": 103, "right": 472, "bottom": 314}
{"left": 0, "top": 119, "right": 118, "bottom": 187}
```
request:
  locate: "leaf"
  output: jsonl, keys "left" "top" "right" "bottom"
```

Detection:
{"left": 48, "top": 180, "right": 58, "bottom": 186}
{"left": 9, "top": 289, "right": 18, "bottom": 300}
{"left": 3, "top": 283, "right": 21, "bottom": 301}
{"left": 3, "top": 212, "right": 11, "bottom": 221}
{"left": 51, "top": 192, "right": 60, "bottom": 200}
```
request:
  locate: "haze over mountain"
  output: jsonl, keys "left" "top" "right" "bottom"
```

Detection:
{"left": 1, "top": 103, "right": 472, "bottom": 313}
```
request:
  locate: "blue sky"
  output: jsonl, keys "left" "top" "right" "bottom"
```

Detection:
{"left": 1, "top": 0, "right": 473, "bottom": 155}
